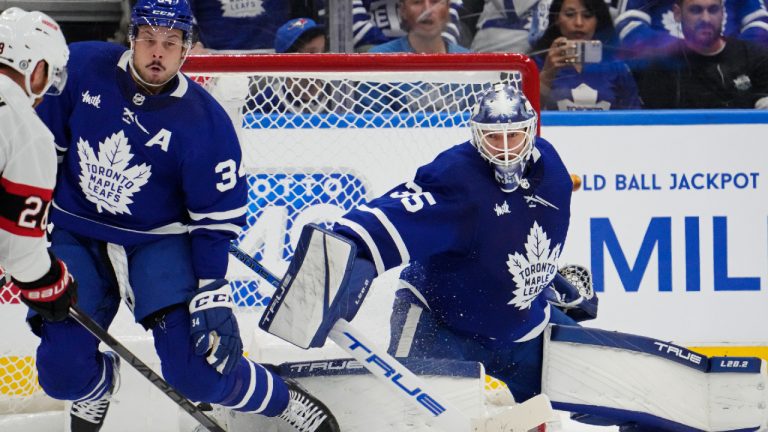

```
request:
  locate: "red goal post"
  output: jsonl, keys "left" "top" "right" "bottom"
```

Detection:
{"left": 183, "top": 53, "right": 539, "bottom": 98}
{"left": 182, "top": 52, "right": 540, "bottom": 129}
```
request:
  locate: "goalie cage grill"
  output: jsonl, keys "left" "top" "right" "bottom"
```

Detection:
{"left": 0, "top": 52, "right": 539, "bottom": 418}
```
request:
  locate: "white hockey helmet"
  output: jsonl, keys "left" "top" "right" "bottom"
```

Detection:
{"left": 0, "top": 8, "right": 69, "bottom": 102}
{"left": 470, "top": 83, "right": 537, "bottom": 193}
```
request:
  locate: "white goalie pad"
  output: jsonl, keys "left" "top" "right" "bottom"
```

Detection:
{"left": 542, "top": 325, "right": 768, "bottom": 431}
{"left": 260, "top": 224, "right": 358, "bottom": 349}
{"left": 225, "top": 358, "right": 554, "bottom": 432}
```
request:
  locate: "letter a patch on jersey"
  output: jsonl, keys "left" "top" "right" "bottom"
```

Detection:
{"left": 145, "top": 128, "right": 172, "bottom": 152}
{"left": 77, "top": 130, "right": 152, "bottom": 215}
{"left": 506, "top": 221, "right": 561, "bottom": 310}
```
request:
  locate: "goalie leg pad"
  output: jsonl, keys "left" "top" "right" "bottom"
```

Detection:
{"left": 542, "top": 325, "right": 768, "bottom": 431}
{"left": 260, "top": 223, "right": 376, "bottom": 349}
{"left": 389, "top": 291, "right": 581, "bottom": 403}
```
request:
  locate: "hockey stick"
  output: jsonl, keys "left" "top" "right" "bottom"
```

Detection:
{"left": 68, "top": 304, "right": 226, "bottom": 432}
{"left": 229, "top": 244, "right": 555, "bottom": 432}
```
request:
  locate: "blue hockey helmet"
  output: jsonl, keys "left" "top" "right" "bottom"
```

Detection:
{"left": 470, "top": 83, "right": 537, "bottom": 193}
{"left": 130, "top": 0, "right": 194, "bottom": 46}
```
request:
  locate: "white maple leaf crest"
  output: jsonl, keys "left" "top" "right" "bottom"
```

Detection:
{"left": 506, "top": 221, "right": 561, "bottom": 310}
{"left": 486, "top": 91, "right": 518, "bottom": 118}
{"left": 557, "top": 83, "right": 611, "bottom": 111}
{"left": 220, "top": 0, "right": 265, "bottom": 18}
{"left": 77, "top": 130, "right": 152, "bottom": 215}
{"left": 661, "top": 10, "right": 684, "bottom": 39}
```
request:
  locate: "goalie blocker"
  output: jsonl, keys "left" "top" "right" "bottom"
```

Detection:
{"left": 543, "top": 325, "right": 768, "bottom": 431}
{"left": 260, "top": 223, "right": 376, "bottom": 349}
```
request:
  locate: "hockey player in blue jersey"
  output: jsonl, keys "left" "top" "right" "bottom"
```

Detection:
{"left": 335, "top": 82, "right": 577, "bottom": 400}
{"left": 263, "top": 82, "right": 768, "bottom": 431}
{"left": 269, "top": 81, "right": 580, "bottom": 409}
{"left": 33, "top": 0, "right": 339, "bottom": 431}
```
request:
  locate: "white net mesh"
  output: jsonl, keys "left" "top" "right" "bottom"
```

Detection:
{"left": 0, "top": 53, "right": 535, "bottom": 416}
{"left": 193, "top": 63, "right": 529, "bottom": 310}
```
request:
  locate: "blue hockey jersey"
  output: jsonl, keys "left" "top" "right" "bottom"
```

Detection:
{"left": 37, "top": 41, "right": 247, "bottom": 280}
{"left": 615, "top": 0, "right": 768, "bottom": 55}
{"left": 191, "top": 0, "right": 290, "bottom": 50}
{"left": 533, "top": 56, "right": 642, "bottom": 110}
{"left": 338, "top": 0, "right": 463, "bottom": 48}
{"left": 334, "top": 139, "right": 572, "bottom": 346}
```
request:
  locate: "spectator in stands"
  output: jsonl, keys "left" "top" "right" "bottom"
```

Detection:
{"left": 358, "top": 1, "right": 472, "bottom": 116}
{"left": 189, "top": 0, "right": 315, "bottom": 52}
{"left": 634, "top": 0, "right": 768, "bottom": 109}
{"left": 471, "top": 0, "right": 541, "bottom": 53}
{"left": 321, "top": 0, "right": 465, "bottom": 52}
{"left": 527, "top": 0, "right": 620, "bottom": 49}
{"left": 275, "top": 17, "right": 328, "bottom": 54}
{"left": 248, "top": 18, "right": 335, "bottom": 115}
{"left": 369, "top": 0, "right": 470, "bottom": 53}
{"left": 614, "top": 0, "right": 768, "bottom": 59}
{"left": 531, "top": 0, "right": 641, "bottom": 110}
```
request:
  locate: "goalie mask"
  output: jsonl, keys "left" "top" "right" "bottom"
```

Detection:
{"left": 0, "top": 8, "right": 69, "bottom": 104}
{"left": 470, "top": 83, "right": 537, "bottom": 193}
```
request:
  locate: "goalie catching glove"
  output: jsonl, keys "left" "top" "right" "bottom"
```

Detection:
{"left": 545, "top": 264, "right": 597, "bottom": 322}
{"left": 189, "top": 279, "right": 242, "bottom": 375}
{"left": 11, "top": 250, "right": 78, "bottom": 322}
{"left": 260, "top": 224, "right": 376, "bottom": 349}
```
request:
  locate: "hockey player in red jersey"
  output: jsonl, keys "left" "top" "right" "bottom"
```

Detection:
{"left": 0, "top": 7, "right": 76, "bottom": 322}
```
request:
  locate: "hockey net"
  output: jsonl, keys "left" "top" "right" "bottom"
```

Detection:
{"left": 0, "top": 53, "right": 538, "bottom": 419}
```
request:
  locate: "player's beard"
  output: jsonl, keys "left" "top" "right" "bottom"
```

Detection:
{"left": 140, "top": 60, "right": 172, "bottom": 85}
{"left": 688, "top": 22, "right": 720, "bottom": 49}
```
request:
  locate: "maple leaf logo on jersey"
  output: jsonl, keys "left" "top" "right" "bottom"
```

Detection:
{"left": 220, "top": 0, "right": 265, "bottom": 18}
{"left": 77, "top": 131, "right": 152, "bottom": 215}
{"left": 506, "top": 222, "right": 561, "bottom": 310}
{"left": 557, "top": 83, "right": 611, "bottom": 111}
{"left": 661, "top": 10, "right": 684, "bottom": 39}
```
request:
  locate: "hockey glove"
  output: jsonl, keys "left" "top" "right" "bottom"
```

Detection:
{"left": 188, "top": 279, "right": 242, "bottom": 375}
{"left": 260, "top": 224, "right": 377, "bottom": 349}
{"left": 545, "top": 266, "right": 598, "bottom": 322}
{"left": 11, "top": 251, "right": 78, "bottom": 322}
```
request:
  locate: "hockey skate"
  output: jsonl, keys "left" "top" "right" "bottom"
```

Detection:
{"left": 278, "top": 379, "right": 340, "bottom": 432}
{"left": 70, "top": 351, "right": 120, "bottom": 432}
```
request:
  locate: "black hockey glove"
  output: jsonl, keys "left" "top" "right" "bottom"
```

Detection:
{"left": 11, "top": 251, "right": 78, "bottom": 322}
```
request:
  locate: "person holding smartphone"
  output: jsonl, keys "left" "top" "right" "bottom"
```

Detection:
{"left": 530, "top": 0, "right": 642, "bottom": 111}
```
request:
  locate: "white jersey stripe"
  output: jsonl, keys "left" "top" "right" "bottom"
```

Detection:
{"left": 52, "top": 201, "right": 188, "bottom": 235}
{"left": 230, "top": 360, "right": 257, "bottom": 410}
{"left": 188, "top": 223, "right": 241, "bottom": 235}
{"left": 77, "top": 356, "right": 109, "bottom": 402}
{"left": 359, "top": 204, "right": 410, "bottom": 265}
{"left": 336, "top": 217, "right": 385, "bottom": 275}
{"left": 189, "top": 206, "right": 247, "bottom": 221}
{"left": 252, "top": 363, "right": 274, "bottom": 414}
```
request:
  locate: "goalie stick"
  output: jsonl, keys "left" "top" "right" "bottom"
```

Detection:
{"left": 229, "top": 243, "right": 555, "bottom": 432}
{"left": 68, "top": 304, "right": 226, "bottom": 432}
